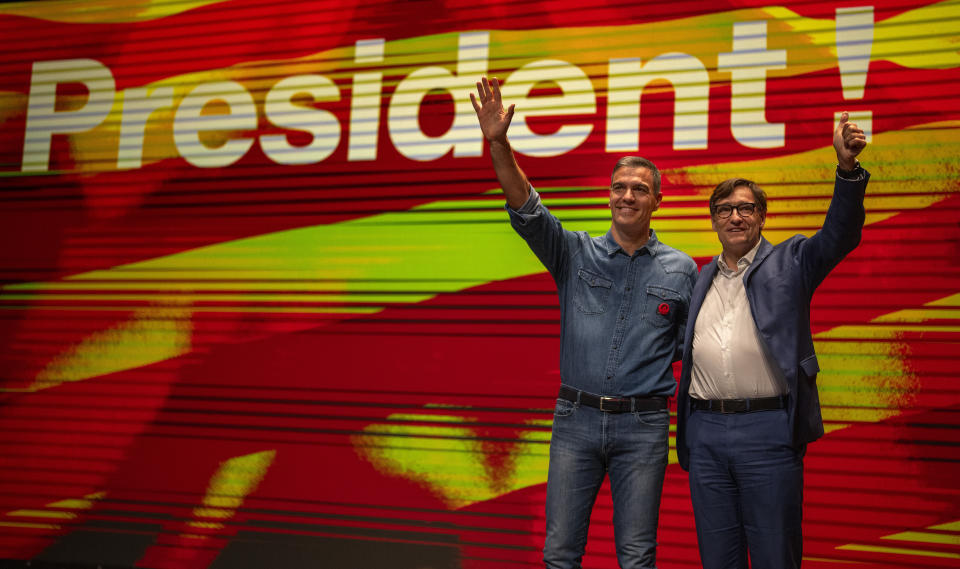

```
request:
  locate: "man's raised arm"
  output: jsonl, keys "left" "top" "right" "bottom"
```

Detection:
{"left": 471, "top": 76, "right": 530, "bottom": 210}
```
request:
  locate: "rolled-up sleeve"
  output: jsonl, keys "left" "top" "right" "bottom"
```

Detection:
{"left": 504, "top": 186, "right": 569, "bottom": 280}
{"left": 506, "top": 186, "right": 542, "bottom": 219}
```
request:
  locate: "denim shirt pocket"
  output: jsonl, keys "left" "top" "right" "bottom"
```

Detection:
{"left": 644, "top": 285, "right": 682, "bottom": 327}
{"left": 575, "top": 268, "right": 613, "bottom": 314}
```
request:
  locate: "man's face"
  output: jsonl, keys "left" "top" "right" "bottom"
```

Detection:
{"left": 609, "top": 166, "right": 662, "bottom": 230}
{"left": 711, "top": 185, "right": 765, "bottom": 257}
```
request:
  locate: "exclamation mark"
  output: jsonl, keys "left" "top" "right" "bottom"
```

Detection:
{"left": 835, "top": 6, "right": 874, "bottom": 141}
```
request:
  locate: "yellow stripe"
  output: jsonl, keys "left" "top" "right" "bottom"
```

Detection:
{"left": 0, "top": 292, "right": 433, "bottom": 303}
{"left": 930, "top": 521, "right": 960, "bottom": 532}
{"left": 817, "top": 325, "right": 960, "bottom": 339}
{"left": 837, "top": 544, "right": 960, "bottom": 559}
{"left": 7, "top": 509, "right": 75, "bottom": 520}
{"left": 30, "top": 306, "right": 190, "bottom": 390}
{"left": 2, "top": 491, "right": 104, "bottom": 527}
{"left": 354, "top": 415, "right": 550, "bottom": 510}
{"left": 186, "top": 450, "right": 276, "bottom": 533}
{"left": 0, "top": 521, "right": 60, "bottom": 530}
{"left": 883, "top": 531, "right": 960, "bottom": 546}
{"left": 0, "top": 305, "right": 381, "bottom": 315}
{"left": 928, "top": 294, "right": 960, "bottom": 307}
{"left": 800, "top": 556, "right": 867, "bottom": 564}
{"left": 0, "top": 0, "right": 231, "bottom": 24}
{"left": 873, "top": 308, "right": 960, "bottom": 323}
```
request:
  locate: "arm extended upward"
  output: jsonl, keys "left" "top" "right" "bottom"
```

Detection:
{"left": 471, "top": 76, "right": 530, "bottom": 209}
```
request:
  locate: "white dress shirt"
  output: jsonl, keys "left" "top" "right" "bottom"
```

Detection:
{"left": 689, "top": 241, "right": 788, "bottom": 400}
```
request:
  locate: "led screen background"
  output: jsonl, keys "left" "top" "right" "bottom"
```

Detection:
{"left": 0, "top": 0, "right": 958, "bottom": 567}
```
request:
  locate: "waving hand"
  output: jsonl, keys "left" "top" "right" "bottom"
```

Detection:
{"left": 471, "top": 76, "right": 515, "bottom": 144}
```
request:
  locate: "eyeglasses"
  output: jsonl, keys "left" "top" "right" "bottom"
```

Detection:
{"left": 713, "top": 202, "right": 758, "bottom": 219}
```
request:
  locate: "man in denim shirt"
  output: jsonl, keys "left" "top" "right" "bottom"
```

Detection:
{"left": 472, "top": 76, "right": 696, "bottom": 569}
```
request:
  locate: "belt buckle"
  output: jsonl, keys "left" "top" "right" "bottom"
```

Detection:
{"left": 720, "top": 399, "right": 733, "bottom": 414}
{"left": 599, "top": 396, "right": 617, "bottom": 412}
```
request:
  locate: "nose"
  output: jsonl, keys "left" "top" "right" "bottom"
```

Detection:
{"left": 726, "top": 215, "right": 744, "bottom": 228}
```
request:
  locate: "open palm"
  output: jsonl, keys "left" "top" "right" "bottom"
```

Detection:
{"left": 470, "top": 76, "right": 515, "bottom": 143}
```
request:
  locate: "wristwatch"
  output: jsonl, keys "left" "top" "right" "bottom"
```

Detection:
{"left": 837, "top": 160, "right": 861, "bottom": 178}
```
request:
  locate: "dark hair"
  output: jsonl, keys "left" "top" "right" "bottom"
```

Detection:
{"left": 709, "top": 178, "right": 767, "bottom": 216}
{"left": 611, "top": 156, "right": 661, "bottom": 195}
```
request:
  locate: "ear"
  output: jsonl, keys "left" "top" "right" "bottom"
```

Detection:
{"left": 710, "top": 215, "right": 719, "bottom": 233}
{"left": 758, "top": 210, "right": 766, "bottom": 231}
{"left": 653, "top": 192, "right": 663, "bottom": 211}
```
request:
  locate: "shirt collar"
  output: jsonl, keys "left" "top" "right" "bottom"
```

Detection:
{"left": 717, "top": 238, "right": 761, "bottom": 276}
{"left": 603, "top": 228, "right": 659, "bottom": 257}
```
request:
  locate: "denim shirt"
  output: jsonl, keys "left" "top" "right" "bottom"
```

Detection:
{"left": 508, "top": 187, "right": 697, "bottom": 398}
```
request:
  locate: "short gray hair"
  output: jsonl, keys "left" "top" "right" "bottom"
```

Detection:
{"left": 611, "top": 156, "right": 661, "bottom": 195}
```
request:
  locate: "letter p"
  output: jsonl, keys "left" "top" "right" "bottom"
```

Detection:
{"left": 22, "top": 59, "right": 116, "bottom": 172}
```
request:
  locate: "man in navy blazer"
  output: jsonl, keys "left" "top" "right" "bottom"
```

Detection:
{"left": 676, "top": 112, "right": 869, "bottom": 569}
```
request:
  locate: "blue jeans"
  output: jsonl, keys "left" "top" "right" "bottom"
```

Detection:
{"left": 543, "top": 396, "right": 669, "bottom": 569}
{"left": 686, "top": 408, "right": 804, "bottom": 569}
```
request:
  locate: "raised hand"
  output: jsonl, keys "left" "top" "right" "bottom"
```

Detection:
{"left": 470, "top": 76, "right": 515, "bottom": 144}
{"left": 833, "top": 111, "right": 867, "bottom": 170}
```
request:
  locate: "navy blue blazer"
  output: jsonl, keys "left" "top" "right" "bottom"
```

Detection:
{"left": 677, "top": 170, "right": 870, "bottom": 471}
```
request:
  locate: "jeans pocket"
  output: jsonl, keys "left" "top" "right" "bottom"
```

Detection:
{"left": 633, "top": 408, "right": 669, "bottom": 428}
{"left": 554, "top": 398, "right": 577, "bottom": 417}
{"left": 575, "top": 268, "right": 612, "bottom": 314}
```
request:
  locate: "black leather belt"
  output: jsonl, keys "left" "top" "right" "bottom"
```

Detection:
{"left": 690, "top": 395, "right": 787, "bottom": 414}
{"left": 559, "top": 385, "right": 667, "bottom": 413}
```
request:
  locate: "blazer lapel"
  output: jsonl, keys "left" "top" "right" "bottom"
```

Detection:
{"left": 744, "top": 237, "right": 774, "bottom": 284}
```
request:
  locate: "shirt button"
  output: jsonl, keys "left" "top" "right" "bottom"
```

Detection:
{"left": 625, "top": 287, "right": 631, "bottom": 291}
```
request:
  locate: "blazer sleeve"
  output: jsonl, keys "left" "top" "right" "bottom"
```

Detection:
{"left": 795, "top": 169, "right": 870, "bottom": 293}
